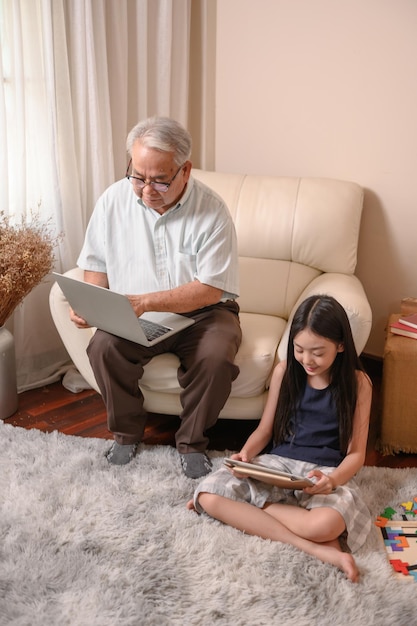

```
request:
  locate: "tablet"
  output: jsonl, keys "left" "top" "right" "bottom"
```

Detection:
{"left": 223, "top": 458, "right": 314, "bottom": 489}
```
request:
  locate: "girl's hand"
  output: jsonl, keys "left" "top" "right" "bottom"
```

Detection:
{"left": 226, "top": 450, "right": 251, "bottom": 478}
{"left": 304, "top": 470, "right": 335, "bottom": 495}
{"left": 230, "top": 450, "right": 250, "bottom": 463}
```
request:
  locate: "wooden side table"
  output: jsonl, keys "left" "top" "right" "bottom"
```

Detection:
{"left": 378, "top": 314, "right": 417, "bottom": 454}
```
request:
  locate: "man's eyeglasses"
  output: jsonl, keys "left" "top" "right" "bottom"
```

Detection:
{"left": 125, "top": 159, "right": 184, "bottom": 193}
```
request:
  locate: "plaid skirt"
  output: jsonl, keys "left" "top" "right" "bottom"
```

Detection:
{"left": 193, "top": 453, "right": 371, "bottom": 553}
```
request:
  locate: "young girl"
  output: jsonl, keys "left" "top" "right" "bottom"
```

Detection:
{"left": 187, "top": 295, "right": 372, "bottom": 583}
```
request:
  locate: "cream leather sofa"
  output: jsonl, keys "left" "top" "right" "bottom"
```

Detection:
{"left": 49, "top": 169, "right": 372, "bottom": 420}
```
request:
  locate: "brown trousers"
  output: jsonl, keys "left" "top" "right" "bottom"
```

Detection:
{"left": 86, "top": 301, "right": 242, "bottom": 453}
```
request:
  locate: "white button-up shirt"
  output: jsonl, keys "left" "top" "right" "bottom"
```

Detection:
{"left": 77, "top": 176, "right": 239, "bottom": 301}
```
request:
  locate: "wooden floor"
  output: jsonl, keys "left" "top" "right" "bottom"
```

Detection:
{"left": 4, "top": 356, "right": 417, "bottom": 469}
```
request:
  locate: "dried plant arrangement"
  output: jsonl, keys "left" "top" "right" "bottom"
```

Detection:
{"left": 0, "top": 211, "right": 60, "bottom": 326}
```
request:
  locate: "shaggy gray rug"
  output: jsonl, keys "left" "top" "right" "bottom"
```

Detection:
{"left": 1, "top": 422, "right": 417, "bottom": 626}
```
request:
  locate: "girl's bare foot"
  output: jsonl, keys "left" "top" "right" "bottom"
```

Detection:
{"left": 313, "top": 540, "right": 359, "bottom": 582}
{"left": 336, "top": 552, "right": 359, "bottom": 583}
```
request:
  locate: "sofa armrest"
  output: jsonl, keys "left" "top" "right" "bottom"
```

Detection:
{"left": 277, "top": 273, "right": 372, "bottom": 361}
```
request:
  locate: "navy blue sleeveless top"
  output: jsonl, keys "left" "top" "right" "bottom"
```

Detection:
{"left": 270, "top": 383, "right": 344, "bottom": 467}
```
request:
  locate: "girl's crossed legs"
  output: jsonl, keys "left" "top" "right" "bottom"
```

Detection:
{"left": 188, "top": 493, "right": 358, "bottom": 582}
{"left": 188, "top": 456, "right": 371, "bottom": 581}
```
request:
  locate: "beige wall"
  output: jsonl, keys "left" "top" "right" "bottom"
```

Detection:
{"left": 214, "top": 0, "right": 417, "bottom": 357}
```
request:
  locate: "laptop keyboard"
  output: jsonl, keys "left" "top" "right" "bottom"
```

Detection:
{"left": 138, "top": 318, "right": 173, "bottom": 341}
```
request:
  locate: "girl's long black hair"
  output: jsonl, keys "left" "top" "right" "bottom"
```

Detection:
{"left": 273, "top": 295, "right": 365, "bottom": 455}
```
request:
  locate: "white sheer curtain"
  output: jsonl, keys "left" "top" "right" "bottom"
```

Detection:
{"left": 0, "top": 0, "right": 213, "bottom": 392}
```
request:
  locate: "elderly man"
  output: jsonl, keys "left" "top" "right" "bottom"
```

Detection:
{"left": 70, "top": 116, "right": 241, "bottom": 478}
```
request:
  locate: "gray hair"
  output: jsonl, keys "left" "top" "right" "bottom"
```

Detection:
{"left": 126, "top": 116, "right": 192, "bottom": 166}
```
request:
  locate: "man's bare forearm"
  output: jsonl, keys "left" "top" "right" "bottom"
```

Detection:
{"left": 84, "top": 270, "right": 109, "bottom": 288}
{"left": 83, "top": 271, "right": 222, "bottom": 316}
{"left": 128, "top": 281, "right": 222, "bottom": 316}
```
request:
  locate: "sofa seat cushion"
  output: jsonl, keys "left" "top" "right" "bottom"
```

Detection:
{"left": 139, "top": 312, "right": 285, "bottom": 398}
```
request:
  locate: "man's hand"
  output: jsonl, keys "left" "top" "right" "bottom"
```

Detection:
{"left": 69, "top": 270, "right": 108, "bottom": 329}
{"left": 69, "top": 307, "right": 91, "bottom": 329}
{"left": 126, "top": 295, "right": 146, "bottom": 318}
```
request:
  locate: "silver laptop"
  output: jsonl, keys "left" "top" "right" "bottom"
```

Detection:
{"left": 53, "top": 272, "right": 195, "bottom": 346}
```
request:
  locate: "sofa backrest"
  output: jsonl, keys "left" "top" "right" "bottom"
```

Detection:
{"left": 192, "top": 169, "right": 364, "bottom": 320}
